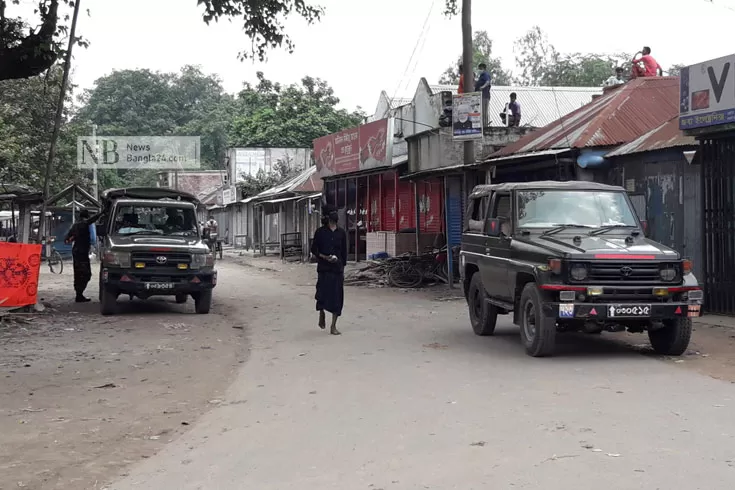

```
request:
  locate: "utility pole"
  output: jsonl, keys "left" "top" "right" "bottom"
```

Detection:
{"left": 461, "top": 0, "right": 474, "bottom": 166}
{"left": 40, "top": 0, "right": 82, "bottom": 239}
{"left": 92, "top": 123, "right": 99, "bottom": 200}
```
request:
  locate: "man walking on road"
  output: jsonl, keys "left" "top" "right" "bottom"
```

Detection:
{"left": 64, "top": 209, "right": 100, "bottom": 302}
{"left": 311, "top": 208, "right": 348, "bottom": 335}
{"left": 474, "top": 63, "right": 492, "bottom": 128}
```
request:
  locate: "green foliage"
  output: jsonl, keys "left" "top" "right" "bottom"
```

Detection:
{"left": 0, "top": 67, "right": 82, "bottom": 193}
{"left": 237, "top": 160, "right": 300, "bottom": 198}
{"left": 513, "top": 26, "right": 631, "bottom": 87}
{"left": 228, "top": 72, "right": 365, "bottom": 148}
{"left": 439, "top": 30, "right": 512, "bottom": 86}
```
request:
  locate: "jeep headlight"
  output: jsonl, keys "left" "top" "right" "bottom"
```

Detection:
{"left": 103, "top": 250, "right": 130, "bottom": 267}
{"left": 659, "top": 266, "right": 677, "bottom": 282}
{"left": 570, "top": 264, "right": 588, "bottom": 281}
{"left": 191, "top": 252, "right": 214, "bottom": 269}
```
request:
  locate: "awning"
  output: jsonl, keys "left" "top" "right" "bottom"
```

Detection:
{"left": 400, "top": 163, "right": 471, "bottom": 181}
{"left": 296, "top": 192, "right": 323, "bottom": 202}
{"left": 256, "top": 195, "right": 300, "bottom": 205}
{"left": 483, "top": 148, "right": 573, "bottom": 165}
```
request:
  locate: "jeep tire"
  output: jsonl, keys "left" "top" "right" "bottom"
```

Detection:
{"left": 467, "top": 273, "right": 498, "bottom": 336}
{"left": 194, "top": 289, "right": 212, "bottom": 314}
{"left": 519, "top": 283, "right": 556, "bottom": 357}
{"left": 100, "top": 287, "right": 118, "bottom": 316}
{"left": 648, "top": 318, "right": 692, "bottom": 356}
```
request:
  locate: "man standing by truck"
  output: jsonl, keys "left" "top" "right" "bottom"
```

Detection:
{"left": 64, "top": 209, "right": 101, "bottom": 303}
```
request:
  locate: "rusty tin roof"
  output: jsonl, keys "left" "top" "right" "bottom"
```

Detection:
{"left": 490, "top": 77, "right": 681, "bottom": 159}
{"left": 605, "top": 115, "right": 696, "bottom": 157}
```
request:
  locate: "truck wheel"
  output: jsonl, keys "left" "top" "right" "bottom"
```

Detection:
{"left": 467, "top": 273, "right": 498, "bottom": 336}
{"left": 175, "top": 294, "right": 188, "bottom": 304}
{"left": 100, "top": 288, "right": 117, "bottom": 316}
{"left": 648, "top": 318, "right": 692, "bottom": 356}
{"left": 519, "top": 283, "right": 556, "bottom": 357}
{"left": 194, "top": 290, "right": 212, "bottom": 314}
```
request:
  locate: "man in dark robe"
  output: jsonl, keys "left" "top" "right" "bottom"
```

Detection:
{"left": 311, "top": 209, "right": 348, "bottom": 335}
{"left": 64, "top": 209, "right": 101, "bottom": 302}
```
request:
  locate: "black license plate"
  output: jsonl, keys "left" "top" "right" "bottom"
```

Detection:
{"left": 145, "top": 282, "right": 174, "bottom": 290}
{"left": 607, "top": 304, "right": 651, "bottom": 318}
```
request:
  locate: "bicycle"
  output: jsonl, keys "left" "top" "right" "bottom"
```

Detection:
{"left": 42, "top": 236, "right": 64, "bottom": 274}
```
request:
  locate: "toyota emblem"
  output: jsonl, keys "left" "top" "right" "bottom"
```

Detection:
{"left": 620, "top": 266, "right": 633, "bottom": 277}
{"left": 155, "top": 256, "right": 167, "bottom": 264}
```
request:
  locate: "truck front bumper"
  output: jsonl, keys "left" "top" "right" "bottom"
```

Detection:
{"left": 101, "top": 268, "right": 217, "bottom": 295}
{"left": 543, "top": 302, "right": 701, "bottom": 320}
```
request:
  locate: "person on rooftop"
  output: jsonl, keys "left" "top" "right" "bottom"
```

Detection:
{"left": 632, "top": 47, "right": 662, "bottom": 78}
{"left": 604, "top": 67, "right": 626, "bottom": 87}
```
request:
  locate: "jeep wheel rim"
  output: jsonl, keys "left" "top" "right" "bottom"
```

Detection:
{"left": 524, "top": 301, "right": 536, "bottom": 340}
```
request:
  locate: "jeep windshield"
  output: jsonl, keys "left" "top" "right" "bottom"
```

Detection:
{"left": 112, "top": 204, "right": 199, "bottom": 237}
{"left": 517, "top": 190, "right": 638, "bottom": 230}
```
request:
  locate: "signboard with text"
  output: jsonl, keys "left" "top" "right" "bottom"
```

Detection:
{"left": 313, "top": 118, "right": 393, "bottom": 177}
{"left": 679, "top": 54, "right": 735, "bottom": 130}
{"left": 452, "top": 92, "right": 483, "bottom": 140}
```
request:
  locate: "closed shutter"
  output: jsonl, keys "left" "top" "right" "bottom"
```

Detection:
{"left": 397, "top": 180, "right": 414, "bottom": 230}
{"left": 447, "top": 175, "right": 463, "bottom": 246}
{"left": 418, "top": 179, "right": 442, "bottom": 234}
{"left": 382, "top": 176, "right": 396, "bottom": 231}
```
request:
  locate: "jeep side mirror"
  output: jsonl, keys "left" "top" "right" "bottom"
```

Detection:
{"left": 487, "top": 218, "right": 502, "bottom": 237}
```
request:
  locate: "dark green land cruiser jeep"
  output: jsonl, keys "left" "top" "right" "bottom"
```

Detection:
{"left": 459, "top": 181, "right": 703, "bottom": 357}
{"left": 96, "top": 187, "right": 217, "bottom": 316}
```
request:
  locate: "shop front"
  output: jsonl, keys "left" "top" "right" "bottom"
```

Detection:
{"left": 679, "top": 54, "right": 735, "bottom": 315}
{"left": 315, "top": 117, "right": 416, "bottom": 260}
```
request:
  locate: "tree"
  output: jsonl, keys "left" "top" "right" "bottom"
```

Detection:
{"left": 513, "top": 26, "right": 630, "bottom": 87}
{"left": 0, "top": 0, "right": 324, "bottom": 82}
{"left": 438, "top": 30, "right": 511, "bottom": 86}
{"left": 666, "top": 63, "right": 685, "bottom": 77}
{"left": 0, "top": 67, "right": 82, "bottom": 192}
{"left": 74, "top": 65, "right": 232, "bottom": 169}
{"left": 228, "top": 72, "right": 365, "bottom": 148}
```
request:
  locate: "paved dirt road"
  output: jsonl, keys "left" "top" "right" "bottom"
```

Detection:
{"left": 108, "top": 260, "right": 735, "bottom": 490}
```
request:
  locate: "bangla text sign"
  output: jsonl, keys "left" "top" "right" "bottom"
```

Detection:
{"left": 679, "top": 54, "right": 735, "bottom": 130}
{"left": 313, "top": 118, "right": 393, "bottom": 177}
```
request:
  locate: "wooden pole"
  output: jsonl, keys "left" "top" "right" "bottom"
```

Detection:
{"left": 40, "top": 0, "right": 82, "bottom": 239}
{"left": 461, "top": 0, "right": 474, "bottom": 167}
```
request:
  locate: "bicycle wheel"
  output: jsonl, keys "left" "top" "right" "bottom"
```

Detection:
{"left": 388, "top": 261, "right": 423, "bottom": 288}
{"left": 48, "top": 250, "right": 63, "bottom": 274}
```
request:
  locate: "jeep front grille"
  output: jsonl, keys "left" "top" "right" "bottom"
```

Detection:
{"left": 573, "top": 262, "right": 680, "bottom": 284}
{"left": 131, "top": 252, "right": 191, "bottom": 268}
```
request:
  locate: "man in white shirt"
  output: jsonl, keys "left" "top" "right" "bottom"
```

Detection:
{"left": 604, "top": 67, "right": 626, "bottom": 87}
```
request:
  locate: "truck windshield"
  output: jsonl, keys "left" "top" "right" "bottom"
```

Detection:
{"left": 112, "top": 205, "right": 199, "bottom": 237}
{"left": 517, "top": 190, "right": 638, "bottom": 229}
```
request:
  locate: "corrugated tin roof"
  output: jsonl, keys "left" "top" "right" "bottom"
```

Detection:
{"left": 430, "top": 84, "right": 602, "bottom": 128}
{"left": 490, "top": 77, "right": 680, "bottom": 158}
{"left": 605, "top": 115, "right": 697, "bottom": 157}
{"left": 254, "top": 165, "right": 321, "bottom": 199}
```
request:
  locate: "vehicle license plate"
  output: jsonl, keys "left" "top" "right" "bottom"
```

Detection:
{"left": 607, "top": 304, "right": 651, "bottom": 318}
{"left": 146, "top": 282, "right": 174, "bottom": 290}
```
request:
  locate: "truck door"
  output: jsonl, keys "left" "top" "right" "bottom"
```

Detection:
{"left": 481, "top": 192, "right": 513, "bottom": 301}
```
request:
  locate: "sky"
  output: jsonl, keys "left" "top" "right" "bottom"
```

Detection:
{"left": 10, "top": 0, "right": 735, "bottom": 114}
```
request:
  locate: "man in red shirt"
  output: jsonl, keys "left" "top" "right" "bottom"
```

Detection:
{"left": 632, "top": 46, "right": 662, "bottom": 77}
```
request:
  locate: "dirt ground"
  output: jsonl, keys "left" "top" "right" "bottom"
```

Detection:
{"left": 0, "top": 262, "right": 248, "bottom": 490}
{"left": 2, "top": 251, "right": 735, "bottom": 489}
{"left": 229, "top": 250, "right": 735, "bottom": 383}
